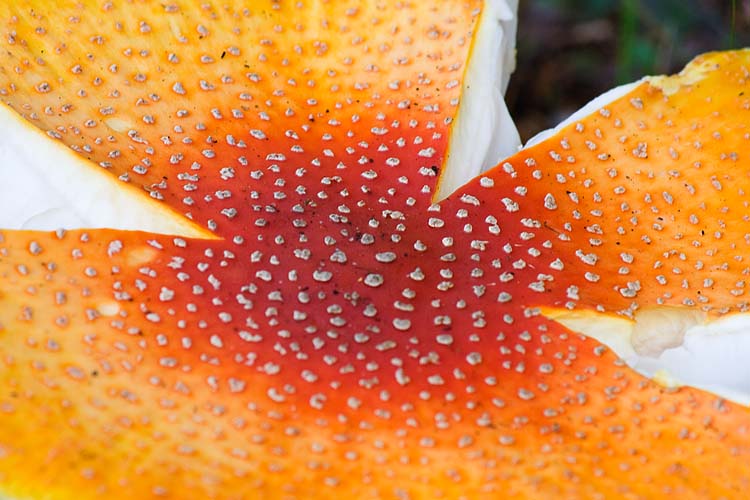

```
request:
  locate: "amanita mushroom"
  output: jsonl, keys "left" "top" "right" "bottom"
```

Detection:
{"left": 1, "top": 1, "right": 750, "bottom": 499}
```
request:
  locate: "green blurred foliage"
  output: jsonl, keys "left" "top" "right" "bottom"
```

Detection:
{"left": 507, "top": 0, "right": 750, "bottom": 140}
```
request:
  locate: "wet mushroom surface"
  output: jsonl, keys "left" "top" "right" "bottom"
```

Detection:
{"left": 0, "top": 1, "right": 750, "bottom": 499}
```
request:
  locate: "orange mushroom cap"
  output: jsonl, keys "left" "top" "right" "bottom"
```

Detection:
{"left": 1, "top": 1, "right": 750, "bottom": 499}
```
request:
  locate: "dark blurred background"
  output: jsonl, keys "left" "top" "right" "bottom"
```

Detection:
{"left": 506, "top": 0, "right": 750, "bottom": 141}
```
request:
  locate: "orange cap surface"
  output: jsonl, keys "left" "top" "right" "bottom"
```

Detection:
{"left": 1, "top": 2, "right": 750, "bottom": 499}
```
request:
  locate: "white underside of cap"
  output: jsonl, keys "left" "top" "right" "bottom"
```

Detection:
{"left": 544, "top": 307, "right": 750, "bottom": 406}
{"left": 0, "top": 102, "right": 211, "bottom": 238}
{"left": 436, "top": 0, "right": 521, "bottom": 201}
{"left": 524, "top": 79, "right": 643, "bottom": 149}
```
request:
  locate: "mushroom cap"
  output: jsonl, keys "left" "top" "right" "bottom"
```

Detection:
{"left": 2, "top": 1, "right": 750, "bottom": 499}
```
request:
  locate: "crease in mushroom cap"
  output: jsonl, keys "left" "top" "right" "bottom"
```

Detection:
{"left": 0, "top": 102, "right": 215, "bottom": 238}
{"left": 1, "top": 0, "right": 522, "bottom": 226}
{"left": 543, "top": 307, "right": 750, "bottom": 406}
{"left": 519, "top": 50, "right": 750, "bottom": 406}
{"left": 435, "top": 0, "right": 521, "bottom": 201}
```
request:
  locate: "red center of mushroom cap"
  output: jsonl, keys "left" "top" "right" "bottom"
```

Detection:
{"left": 2, "top": 2, "right": 750, "bottom": 498}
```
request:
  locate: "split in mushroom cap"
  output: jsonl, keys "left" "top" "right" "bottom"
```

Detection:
{"left": 0, "top": 0, "right": 519, "bottom": 232}
{"left": 2, "top": 2, "right": 750, "bottom": 499}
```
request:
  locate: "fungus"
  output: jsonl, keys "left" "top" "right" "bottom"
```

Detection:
{"left": 1, "top": 2, "right": 750, "bottom": 499}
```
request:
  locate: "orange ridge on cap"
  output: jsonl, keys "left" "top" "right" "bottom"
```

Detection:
{"left": 458, "top": 49, "right": 750, "bottom": 316}
{"left": 2, "top": 1, "right": 750, "bottom": 499}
